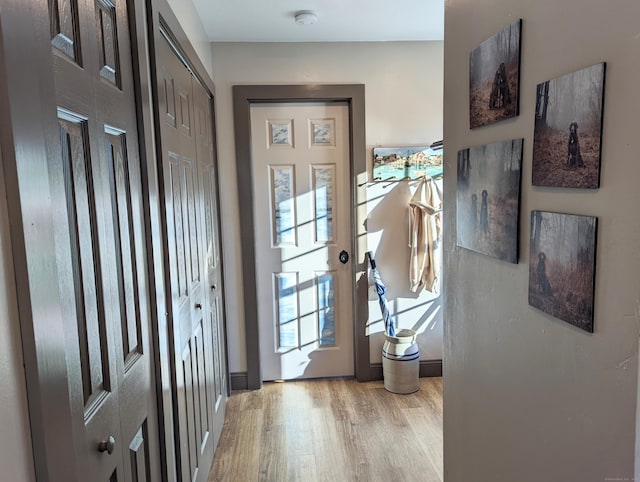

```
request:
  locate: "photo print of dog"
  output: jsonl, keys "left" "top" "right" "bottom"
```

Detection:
{"left": 469, "top": 20, "right": 522, "bottom": 129}
{"left": 532, "top": 63, "right": 606, "bottom": 189}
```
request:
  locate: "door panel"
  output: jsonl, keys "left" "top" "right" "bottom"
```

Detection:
{"left": 181, "top": 341, "right": 197, "bottom": 481}
{"left": 104, "top": 128, "right": 143, "bottom": 367}
{"left": 58, "top": 113, "right": 113, "bottom": 406}
{"left": 193, "top": 69, "right": 227, "bottom": 448}
{"left": 183, "top": 158, "right": 202, "bottom": 297}
{"left": 46, "top": 0, "right": 160, "bottom": 479}
{"left": 157, "top": 32, "right": 227, "bottom": 482}
{"left": 251, "top": 103, "right": 354, "bottom": 381}
{"left": 128, "top": 423, "right": 151, "bottom": 482}
{"left": 168, "top": 153, "right": 189, "bottom": 299}
{"left": 49, "top": 0, "right": 82, "bottom": 62}
{"left": 95, "top": 0, "right": 120, "bottom": 86}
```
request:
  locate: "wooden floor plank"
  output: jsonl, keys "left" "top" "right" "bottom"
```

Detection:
{"left": 208, "top": 378, "right": 443, "bottom": 482}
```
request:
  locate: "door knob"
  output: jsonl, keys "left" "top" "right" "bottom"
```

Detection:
{"left": 98, "top": 436, "right": 116, "bottom": 455}
{"left": 195, "top": 303, "right": 202, "bottom": 310}
{"left": 339, "top": 250, "right": 349, "bottom": 264}
{"left": 210, "top": 284, "right": 217, "bottom": 291}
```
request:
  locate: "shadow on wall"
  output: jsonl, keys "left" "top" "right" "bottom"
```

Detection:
{"left": 409, "top": 298, "right": 441, "bottom": 333}
{"left": 364, "top": 180, "right": 443, "bottom": 360}
{"left": 365, "top": 182, "right": 423, "bottom": 299}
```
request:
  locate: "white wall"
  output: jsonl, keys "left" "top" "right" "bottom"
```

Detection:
{"left": 0, "top": 148, "right": 36, "bottom": 482}
{"left": 210, "top": 41, "right": 444, "bottom": 372}
{"left": 366, "top": 178, "right": 443, "bottom": 362}
{"left": 165, "top": 0, "right": 213, "bottom": 76}
{"left": 443, "top": 2, "right": 640, "bottom": 481}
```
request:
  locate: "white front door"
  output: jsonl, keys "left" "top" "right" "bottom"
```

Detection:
{"left": 250, "top": 102, "right": 354, "bottom": 380}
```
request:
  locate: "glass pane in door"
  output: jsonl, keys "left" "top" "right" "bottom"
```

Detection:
{"left": 316, "top": 272, "right": 335, "bottom": 346}
{"left": 274, "top": 272, "right": 298, "bottom": 349}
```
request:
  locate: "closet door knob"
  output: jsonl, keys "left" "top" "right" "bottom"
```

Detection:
{"left": 98, "top": 436, "right": 116, "bottom": 455}
{"left": 195, "top": 303, "right": 202, "bottom": 310}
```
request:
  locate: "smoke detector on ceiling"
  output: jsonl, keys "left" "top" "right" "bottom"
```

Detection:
{"left": 294, "top": 11, "right": 318, "bottom": 25}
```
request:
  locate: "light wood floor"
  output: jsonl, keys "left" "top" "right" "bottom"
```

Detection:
{"left": 207, "top": 377, "right": 443, "bottom": 482}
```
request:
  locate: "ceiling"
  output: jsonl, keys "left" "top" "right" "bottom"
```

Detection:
{"left": 191, "top": 0, "right": 444, "bottom": 43}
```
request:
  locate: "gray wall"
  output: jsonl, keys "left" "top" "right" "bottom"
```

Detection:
{"left": 165, "top": 0, "right": 213, "bottom": 75}
{"left": 0, "top": 147, "right": 36, "bottom": 481}
{"left": 443, "top": 2, "right": 640, "bottom": 481}
{"left": 209, "top": 41, "right": 444, "bottom": 372}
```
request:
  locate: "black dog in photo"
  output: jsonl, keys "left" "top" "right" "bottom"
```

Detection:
{"left": 567, "top": 122, "right": 585, "bottom": 168}
{"left": 537, "top": 252, "right": 553, "bottom": 296}
{"left": 489, "top": 62, "right": 512, "bottom": 110}
{"left": 479, "top": 190, "right": 489, "bottom": 234}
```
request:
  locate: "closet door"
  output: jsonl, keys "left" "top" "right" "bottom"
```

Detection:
{"left": 30, "top": 0, "right": 161, "bottom": 479}
{"left": 156, "top": 32, "right": 226, "bottom": 482}
{"left": 193, "top": 76, "right": 228, "bottom": 449}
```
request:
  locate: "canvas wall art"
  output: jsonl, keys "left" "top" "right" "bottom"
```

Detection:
{"left": 469, "top": 19, "right": 522, "bottom": 129}
{"left": 528, "top": 211, "right": 597, "bottom": 332}
{"left": 532, "top": 63, "right": 606, "bottom": 189}
{"left": 373, "top": 146, "right": 443, "bottom": 180}
{"left": 456, "top": 139, "right": 523, "bottom": 263}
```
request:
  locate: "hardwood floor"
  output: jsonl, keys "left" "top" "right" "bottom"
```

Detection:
{"left": 207, "top": 377, "right": 443, "bottom": 481}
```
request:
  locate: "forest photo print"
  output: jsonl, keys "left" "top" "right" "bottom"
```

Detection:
{"left": 528, "top": 211, "right": 597, "bottom": 333}
{"left": 456, "top": 139, "right": 523, "bottom": 263}
{"left": 532, "top": 63, "right": 605, "bottom": 188}
{"left": 469, "top": 20, "right": 521, "bottom": 129}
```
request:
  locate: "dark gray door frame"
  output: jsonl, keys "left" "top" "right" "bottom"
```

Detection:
{"left": 233, "top": 85, "right": 372, "bottom": 390}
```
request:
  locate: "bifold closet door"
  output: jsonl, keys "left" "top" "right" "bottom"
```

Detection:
{"left": 31, "top": 0, "right": 161, "bottom": 479}
{"left": 156, "top": 32, "right": 227, "bottom": 482}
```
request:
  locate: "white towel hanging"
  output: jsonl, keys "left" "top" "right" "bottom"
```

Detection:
{"left": 408, "top": 176, "right": 442, "bottom": 293}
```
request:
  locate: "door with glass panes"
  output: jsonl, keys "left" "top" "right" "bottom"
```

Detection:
{"left": 250, "top": 103, "right": 353, "bottom": 380}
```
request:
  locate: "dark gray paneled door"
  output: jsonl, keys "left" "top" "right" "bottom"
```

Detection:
{"left": 156, "top": 33, "right": 227, "bottom": 482}
{"left": 46, "top": 0, "right": 160, "bottom": 479}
